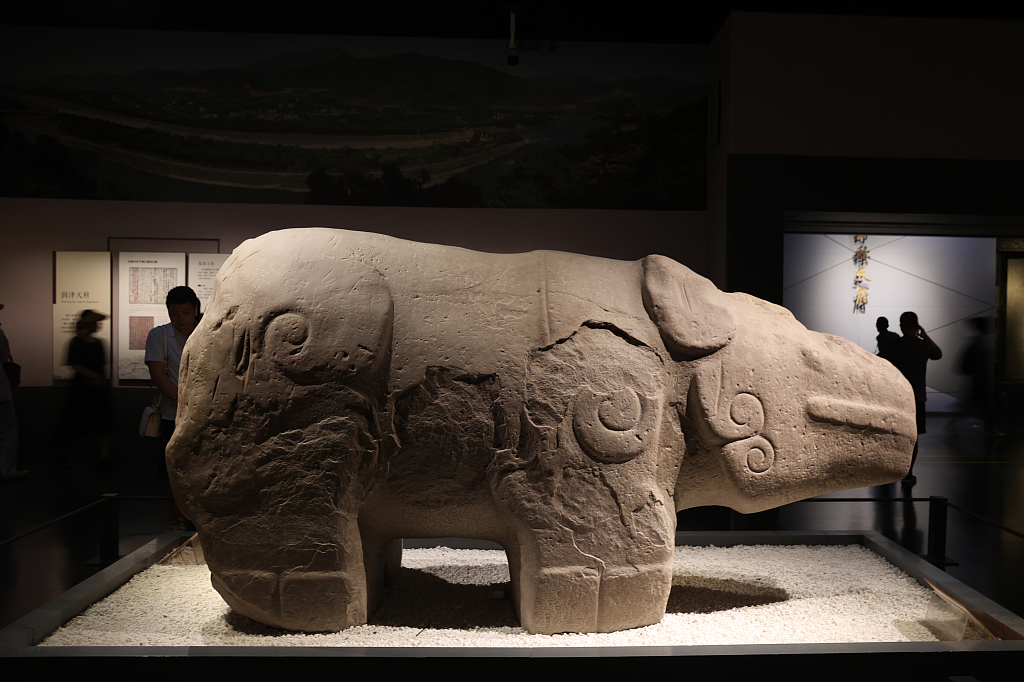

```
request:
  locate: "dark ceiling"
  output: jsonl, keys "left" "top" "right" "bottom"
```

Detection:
{"left": 6, "top": 2, "right": 1024, "bottom": 44}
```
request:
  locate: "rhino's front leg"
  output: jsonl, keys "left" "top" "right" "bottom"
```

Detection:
{"left": 491, "top": 387, "right": 680, "bottom": 635}
{"left": 502, "top": 503, "right": 676, "bottom": 634}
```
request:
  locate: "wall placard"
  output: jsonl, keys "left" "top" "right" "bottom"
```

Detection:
{"left": 187, "top": 253, "right": 230, "bottom": 313}
{"left": 53, "top": 252, "right": 112, "bottom": 382}
{"left": 118, "top": 251, "right": 186, "bottom": 380}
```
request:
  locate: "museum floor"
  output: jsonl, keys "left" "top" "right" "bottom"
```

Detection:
{"left": 2, "top": 413, "right": 1023, "bottom": 636}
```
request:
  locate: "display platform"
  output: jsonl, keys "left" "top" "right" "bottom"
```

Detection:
{"left": 2, "top": 530, "right": 1022, "bottom": 673}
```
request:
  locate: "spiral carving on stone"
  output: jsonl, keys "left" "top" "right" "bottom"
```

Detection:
{"left": 572, "top": 386, "right": 658, "bottom": 464}
{"left": 691, "top": 359, "right": 775, "bottom": 474}
{"left": 723, "top": 435, "right": 775, "bottom": 474}
{"left": 266, "top": 313, "right": 310, "bottom": 357}
{"left": 263, "top": 312, "right": 313, "bottom": 373}
{"left": 729, "top": 392, "right": 764, "bottom": 433}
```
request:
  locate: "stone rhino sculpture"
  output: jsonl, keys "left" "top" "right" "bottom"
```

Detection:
{"left": 168, "top": 228, "right": 915, "bottom": 635}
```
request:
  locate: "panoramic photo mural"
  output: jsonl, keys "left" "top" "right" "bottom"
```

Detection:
{"left": 0, "top": 26, "right": 707, "bottom": 208}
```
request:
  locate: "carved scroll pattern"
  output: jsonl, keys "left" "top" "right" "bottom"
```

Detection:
{"left": 572, "top": 386, "right": 659, "bottom": 464}
{"left": 692, "top": 359, "right": 775, "bottom": 474}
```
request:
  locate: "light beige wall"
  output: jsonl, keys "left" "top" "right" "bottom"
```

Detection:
{"left": 0, "top": 198, "right": 708, "bottom": 386}
{"left": 724, "top": 13, "right": 1024, "bottom": 160}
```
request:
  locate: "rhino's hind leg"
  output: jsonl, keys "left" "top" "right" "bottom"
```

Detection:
{"left": 168, "top": 250, "right": 398, "bottom": 632}
{"left": 212, "top": 514, "right": 370, "bottom": 632}
{"left": 179, "top": 401, "right": 392, "bottom": 633}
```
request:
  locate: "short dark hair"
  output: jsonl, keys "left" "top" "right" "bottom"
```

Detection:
{"left": 899, "top": 311, "right": 918, "bottom": 328}
{"left": 166, "top": 286, "right": 201, "bottom": 314}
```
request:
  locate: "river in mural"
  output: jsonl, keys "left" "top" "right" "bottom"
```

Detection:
{"left": 1, "top": 27, "right": 707, "bottom": 208}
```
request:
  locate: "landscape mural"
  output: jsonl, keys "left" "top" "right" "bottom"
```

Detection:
{"left": 0, "top": 26, "right": 707, "bottom": 208}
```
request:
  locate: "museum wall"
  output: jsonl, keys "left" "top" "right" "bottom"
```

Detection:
{"left": 721, "top": 13, "right": 1024, "bottom": 160}
{"left": 704, "top": 14, "right": 732, "bottom": 292}
{"left": 0, "top": 196, "right": 707, "bottom": 387}
{"left": 709, "top": 14, "right": 1024, "bottom": 302}
{"left": 723, "top": 156, "right": 1024, "bottom": 304}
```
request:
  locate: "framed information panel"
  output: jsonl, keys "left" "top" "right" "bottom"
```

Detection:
{"left": 117, "top": 252, "right": 186, "bottom": 380}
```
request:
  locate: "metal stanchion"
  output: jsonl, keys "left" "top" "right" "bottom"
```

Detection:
{"left": 99, "top": 492, "right": 120, "bottom": 564}
{"left": 927, "top": 495, "right": 955, "bottom": 568}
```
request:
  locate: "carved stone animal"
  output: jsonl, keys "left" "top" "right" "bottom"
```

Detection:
{"left": 167, "top": 228, "right": 915, "bottom": 635}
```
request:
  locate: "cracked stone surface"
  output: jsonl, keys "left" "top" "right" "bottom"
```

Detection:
{"left": 167, "top": 228, "right": 916, "bottom": 635}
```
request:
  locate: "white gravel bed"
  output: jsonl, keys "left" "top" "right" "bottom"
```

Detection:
{"left": 39, "top": 544, "right": 982, "bottom": 648}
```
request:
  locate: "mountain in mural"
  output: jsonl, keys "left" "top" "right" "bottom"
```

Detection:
{"left": 34, "top": 48, "right": 556, "bottom": 111}
{"left": 1, "top": 44, "right": 706, "bottom": 208}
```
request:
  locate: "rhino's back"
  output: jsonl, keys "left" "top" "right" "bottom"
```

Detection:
{"left": 226, "top": 228, "right": 658, "bottom": 395}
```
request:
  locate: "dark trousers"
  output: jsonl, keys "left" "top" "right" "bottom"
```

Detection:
{"left": 156, "top": 418, "right": 174, "bottom": 480}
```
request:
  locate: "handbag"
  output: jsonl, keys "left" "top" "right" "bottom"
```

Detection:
{"left": 3, "top": 361, "right": 20, "bottom": 389}
{"left": 140, "top": 393, "right": 163, "bottom": 437}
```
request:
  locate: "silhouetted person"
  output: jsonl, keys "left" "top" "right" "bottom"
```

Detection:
{"left": 0, "top": 303, "right": 28, "bottom": 481}
{"left": 889, "top": 311, "right": 942, "bottom": 486}
{"left": 65, "top": 309, "right": 114, "bottom": 471}
{"left": 957, "top": 317, "right": 998, "bottom": 438}
{"left": 876, "top": 316, "right": 900, "bottom": 360}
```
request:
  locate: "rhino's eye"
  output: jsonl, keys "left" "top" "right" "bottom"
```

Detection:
{"left": 729, "top": 393, "right": 764, "bottom": 432}
{"left": 265, "top": 313, "right": 310, "bottom": 360}
{"left": 801, "top": 347, "right": 828, "bottom": 373}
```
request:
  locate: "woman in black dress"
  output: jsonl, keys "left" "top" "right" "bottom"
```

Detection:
{"left": 66, "top": 310, "right": 114, "bottom": 470}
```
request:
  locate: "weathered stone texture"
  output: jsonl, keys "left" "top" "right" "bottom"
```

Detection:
{"left": 167, "top": 228, "right": 915, "bottom": 635}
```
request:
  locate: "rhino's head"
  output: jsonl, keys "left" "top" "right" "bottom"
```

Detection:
{"left": 642, "top": 255, "right": 916, "bottom": 514}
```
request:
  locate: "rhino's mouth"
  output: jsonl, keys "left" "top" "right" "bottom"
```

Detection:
{"left": 805, "top": 397, "right": 915, "bottom": 436}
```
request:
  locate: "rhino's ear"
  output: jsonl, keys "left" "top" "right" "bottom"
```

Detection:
{"left": 642, "top": 255, "right": 735, "bottom": 360}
